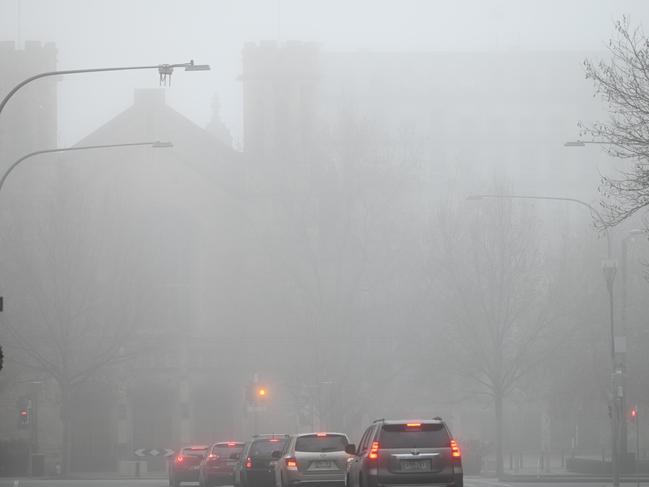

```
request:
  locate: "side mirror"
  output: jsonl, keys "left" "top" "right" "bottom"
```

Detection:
{"left": 271, "top": 450, "right": 282, "bottom": 459}
{"left": 345, "top": 444, "right": 356, "bottom": 455}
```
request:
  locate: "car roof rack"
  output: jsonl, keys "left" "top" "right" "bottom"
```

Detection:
{"left": 372, "top": 418, "right": 385, "bottom": 423}
{"left": 433, "top": 416, "right": 443, "bottom": 421}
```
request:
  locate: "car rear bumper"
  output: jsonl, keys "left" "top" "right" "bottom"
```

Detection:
{"left": 173, "top": 469, "right": 201, "bottom": 482}
{"left": 370, "top": 473, "right": 461, "bottom": 487}
{"left": 286, "top": 472, "right": 347, "bottom": 484}
{"left": 244, "top": 469, "right": 276, "bottom": 487}
{"left": 378, "top": 484, "right": 459, "bottom": 487}
{"left": 205, "top": 472, "right": 235, "bottom": 485}
{"left": 374, "top": 477, "right": 462, "bottom": 487}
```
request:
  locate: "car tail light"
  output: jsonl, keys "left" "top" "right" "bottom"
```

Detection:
{"left": 368, "top": 441, "right": 379, "bottom": 460}
{"left": 316, "top": 433, "right": 327, "bottom": 437}
{"left": 450, "top": 440, "right": 461, "bottom": 458}
{"left": 245, "top": 457, "right": 253, "bottom": 469}
{"left": 227, "top": 442, "right": 237, "bottom": 447}
{"left": 175, "top": 455, "right": 184, "bottom": 464}
{"left": 406, "top": 423, "right": 421, "bottom": 428}
{"left": 286, "top": 457, "right": 298, "bottom": 471}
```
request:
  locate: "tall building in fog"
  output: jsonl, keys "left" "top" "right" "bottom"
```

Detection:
{"left": 241, "top": 43, "right": 607, "bottom": 199}
{"left": 241, "top": 41, "right": 320, "bottom": 163}
{"left": 0, "top": 41, "right": 58, "bottom": 162}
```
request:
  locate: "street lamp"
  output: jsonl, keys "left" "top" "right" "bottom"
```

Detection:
{"left": 0, "top": 60, "right": 210, "bottom": 117}
{"left": 621, "top": 229, "right": 644, "bottom": 334}
{"left": 618, "top": 229, "right": 644, "bottom": 461}
{"left": 467, "top": 192, "right": 620, "bottom": 485}
{"left": 0, "top": 141, "right": 173, "bottom": 196}
{"left": 564, "top": 140, "right": 610, "bottom": 147}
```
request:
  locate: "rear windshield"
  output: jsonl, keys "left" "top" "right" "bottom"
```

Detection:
{"left": 379, "top": 424, "right": 450, "bottom": 449}
{"left": 182, "top": 447, "right": 208, "bottom": 457}
{"left": 213, "top": 444, "right": 244, "bottom": 455}
{"left": 295, "top": 435, "right": 348, "bottom": 452}
{"left": 249, "top": 438, "right": 288, "bottom": 458}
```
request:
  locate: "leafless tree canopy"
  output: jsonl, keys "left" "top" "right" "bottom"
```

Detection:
{"left": 584, "top": 16, "right": 649, "bottom": 227}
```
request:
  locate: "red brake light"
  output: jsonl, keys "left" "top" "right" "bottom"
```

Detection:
{"left": 227, "top": 442, "right": 237, "bottom": 447}
{"left": 175, "top": 455, "right": 184, "bottom": 463}
{"left": 368, "top": 441, "right": 379, "bottom": 460}
{"left": 316, "top": 433, "right": 327, "bottom": 437}
{"left": 270, "top": 439, "right": 279, "bottom": 443}
{"left": 450, "top": 440, "right": 461, "bottom": 458}
{"left": 286, "top": 457, "right": 298, "bottom": 470}
{"left": 406, "top": 423, "right": 421, "bottom": 428}
{"left": 245, "top": 457, "right": 253, "bottom": 469}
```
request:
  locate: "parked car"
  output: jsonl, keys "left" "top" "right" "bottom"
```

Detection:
{"left": 273, "top": 432, "right": 351, "bottom": 487}
{"left": 199, "top": 441, "right": 245, "bottom": 487}
{"left": 346, "top": 418, "right": 462, "bottom": 487}
{"left": 235, "top": 435, "right": 290, "bottom": 487}
{"left": 169, "top": 445, "right": 209, "bottom": 487}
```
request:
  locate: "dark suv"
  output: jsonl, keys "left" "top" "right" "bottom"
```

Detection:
{"left": 235, "top": 434, "right": 290, "bottom": 487}
{"left": 346, "top": 419, "right": 462, "bottom": 487}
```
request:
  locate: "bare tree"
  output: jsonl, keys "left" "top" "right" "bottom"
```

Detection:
{"left": 249, "top": 112, "right": 421, "bottom": 431}
{"left": 431, "top": 196, "right": 562, "bottom": 476}
{"left": 1, "top": 163, "right": 147, "bottom": 474}
{"left": 583, "top": 16, "right": 649, "bottom": 227}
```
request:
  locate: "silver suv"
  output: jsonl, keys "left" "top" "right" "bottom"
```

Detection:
{"left": 346, "top": 419, "right": 462, "bottom": 487}
{"left": 273, "top": 433, "right": 352, "bottom": 487}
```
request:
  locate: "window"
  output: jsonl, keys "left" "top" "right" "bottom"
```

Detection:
{"left": 295, "top": 434, "right": 348, "bottom": 452}
{"left": 250, "top": 439, "right": 288, "bottom": 459}
{"left": 379, "top": 423, "right": 450, "bottom": 449}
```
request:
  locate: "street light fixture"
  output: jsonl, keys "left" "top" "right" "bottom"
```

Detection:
{"left": 564, "top": 140, "right": 609, "bottom": 147}
{"left": 467, "top": 192, "right": 621, "bottom": 485}
{"left": 0, "top": 141, "right": 173, "bottom": 195}
{"left": 0, "top": 60, "right": 210, "bottom": 117}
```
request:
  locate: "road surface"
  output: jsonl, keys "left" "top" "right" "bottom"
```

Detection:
{"left": 0, "top": 480, "right": 647, "bottom": 487}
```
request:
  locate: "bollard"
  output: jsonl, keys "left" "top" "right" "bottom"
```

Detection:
{"left": 135, "top": 460, "right": 140, "bottom": 478}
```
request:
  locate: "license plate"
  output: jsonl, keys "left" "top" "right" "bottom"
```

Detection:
{"left": 400, "top": 460, "right": 431, "bottom": 472}
{"left": 312, "top": 460, "right": 334, "bottom": 469}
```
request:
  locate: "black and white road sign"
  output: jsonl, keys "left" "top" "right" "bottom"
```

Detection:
{"left": 134, "top": 448, "right": 175, "bottom": 457}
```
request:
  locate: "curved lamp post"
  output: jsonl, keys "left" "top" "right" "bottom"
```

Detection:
{"left": 0, "top": 141, "right": 173, "bottom": 195}
{"left": 0, "top": 60, "right": 210, "bottom": 117}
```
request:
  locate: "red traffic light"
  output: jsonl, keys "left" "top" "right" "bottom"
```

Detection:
{"left": 631, "top": 407, "right": 638, "bottom": 418}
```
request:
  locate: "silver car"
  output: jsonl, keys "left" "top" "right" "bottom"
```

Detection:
{"left": 273, "top": 433, "right": 352, "bottom": 487}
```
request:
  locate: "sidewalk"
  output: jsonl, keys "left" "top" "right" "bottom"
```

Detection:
{"left": 17, "top": 471, "right": 168, "bottom": 481}
{"left": 481, "top": 452, "right": 649, "bottom": 483}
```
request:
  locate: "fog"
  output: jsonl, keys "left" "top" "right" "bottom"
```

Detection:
{"left": 0, "top": 0, "right": 649, "bottom": 482}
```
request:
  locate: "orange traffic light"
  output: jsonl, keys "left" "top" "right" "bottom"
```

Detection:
{"left": 257, "top": 387, "right": 267, "bottom": 397}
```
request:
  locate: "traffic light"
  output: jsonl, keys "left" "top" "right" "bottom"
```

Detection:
{"left": 17, "top": 397, "right": 31, "bottom": 429}
{"left": 630, "top": 406, "right": 638, "bottom": 422}
{"left": 257, "top": 387, "right": 267, "bottom": 399}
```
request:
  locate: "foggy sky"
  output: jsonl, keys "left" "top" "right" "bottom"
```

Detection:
{"left": 1, "top": 0, "right": 648, "bottom": 147}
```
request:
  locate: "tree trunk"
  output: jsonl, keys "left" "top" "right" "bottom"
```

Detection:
{"left": 495, "top": 392, "right": 504, "bottom": 478}
{"left": 60, "top": 381, "right": 72, "bottom": 476}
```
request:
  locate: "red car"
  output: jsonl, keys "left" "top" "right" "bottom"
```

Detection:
{"left": 199, "top": 441, "right": 245, "bottom": 487}
{"left": 169, "top": 445, "right": 209, "bottom": 487}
